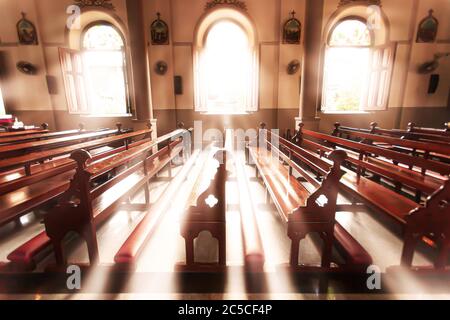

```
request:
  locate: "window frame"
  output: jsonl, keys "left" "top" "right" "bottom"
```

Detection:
{"left": 321, "top": 16, "right": 394, "bottom": 114}
{"left": 193, "top": 9, "right": 259, "bottom": 115}
{"left": 60, "top": 21, "right": 132, "bottom": 116}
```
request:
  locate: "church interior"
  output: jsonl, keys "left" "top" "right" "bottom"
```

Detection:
{"left": 0, "top": 0, "right": 449, "bottom": 300}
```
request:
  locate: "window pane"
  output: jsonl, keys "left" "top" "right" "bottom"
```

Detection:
{"left": 329, "top": 20, "right": 371, "bottom": 46}
{"left": 67, "top": 75, "right": 79, "bottom": 112}
{"left": 323, "top": 47, "right": 370, "bottom": 111}
{"left": 83, "top": 25, "right": 124, "bottom": 50}
{"left": 82, "top": 24, "right": 128, "bottom": 115}
{"left": 198, "top": 21, "right": 253, "bottom": 114}
{"left": 377, "top": 70, "right": 388, "bottom": 107}
{"left": 368, "top": 72, "right": 379, "bottom": 107}
{"left": 65, "top": 53, "right": 73, "bottom": 72}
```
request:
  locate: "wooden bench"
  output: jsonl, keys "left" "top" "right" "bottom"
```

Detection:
{"left": 333, "top": 122, "right": 450, "bottom": 164}
{"left": 0, "top": 127, "right": 152, "bottom": 194}
{"left": 292, "top": 124, "right": 450, "bottom": 270}
{"left": 179, "top": 148, "right": 228, "bottom": 272}
{"left": 248, "top": 124, "right": 372, "bottom": 271}
{"left": 0, "top": 123, "right": 49, "bottom": 138}
{"left": 7, "top": 129, "right": 186, "bottom": 270}
{"left": 0, "top": 123, "right": 129, "bottom": 159}
{"left": 114, "top": 128, "right": 195, "bottom": 270}
{"left": 0, "top": 124, "right": 93, "bottom": 145}
{"left": 326, "top": 123, "right": 449, "bottom": 201}
{"left": 225, "top": 129, "right": 265, "bottom": 272}
{"left": 0, "top": 129, "right": 153, "bottom": 228}
{"left": 340, "top": 122, "right": 450, "bottom": 146}
{"left": 408, "top": 122, "right": 450, "bottom": 137}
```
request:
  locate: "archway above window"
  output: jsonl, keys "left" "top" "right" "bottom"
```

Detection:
{"left": 329, "top": 19, "right": 372, "bottom": 46}
{"left": 324, "top": 4, "right": 389, "bottom": 45}
{"left": 61, "top": 17, "right": 131, "bottom": 116}
{"left": 322, "top": 15, "right": 394, "bottom": 113}
{"left": 83, "top": 24, "right": 124, "bottom": 50}
{"left": 194, "top": 8, "right": 259, "bottom": 114}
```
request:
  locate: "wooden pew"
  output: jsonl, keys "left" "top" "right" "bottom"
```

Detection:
{"left": 293, "top": 124, "right": 450, "bottom": 270}
{"left": 408, "top": 122, "right": 450, "bottom": 137}
{"left": 327, "top": 123, "right": 449, "bottom": 201}
{"left": 341, "top": 122, "right": 450, "bottom": 145}
{"left": 0, "top": 127, "right": 152, "bottom": 195}
{"left": 179, "top": 148, "right": 228, "bottom": 272}
{"left": 0, "top": 123, "right": 128, "bottom": 159}
{"left": 401, "top": 181, "right": 450, "bottom": 270}
{"left": 0, "top": 129, "right": 153, "bottom": 229}
{"left": 0, "top": 124, "right": 96, "bottom": 145}
{"left": 248, "top": 123, "right": 372, "bottom": 271}
{"left": 225, "top": 129, "right": 265, "bottom": 272}
{"left": 7, "top": 129, "right": 186, "bottom": 270}
{"left": 114, "top": 128, "right": 195, "bottom": 270}
{"left": 333, "top": 123, "right": 450, "bottom": 164}
{"left": 0, "top": 123, "right": 49, "bottom": 138}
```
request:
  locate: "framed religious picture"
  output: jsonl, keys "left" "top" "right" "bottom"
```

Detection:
{"left": 17, "top": 12, "right": 38, "bottom": 45}
{"left": 416, "top": 9, "right": 439, "bottom": 43}
{"left": 283, "top": 11, "right": 301, "bottom": 44}
{"left": 151, "top": 13, "right": 169, "bottom": 45}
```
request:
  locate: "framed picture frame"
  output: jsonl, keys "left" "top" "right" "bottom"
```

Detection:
{"left": 416, "top": 9, "right": 439, "bottom": 43}
{"left": 151, "top": 13, "right": 169, "bottom": 45}
{"left": 283, "top": 11, "right": 301, "bottom": 45}
{"left": 17, "top": 13, "right": 38, "bottom": 45}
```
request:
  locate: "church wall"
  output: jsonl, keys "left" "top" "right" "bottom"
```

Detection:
{"left": 0, "top": 0, "right": 448, "bottom": 134}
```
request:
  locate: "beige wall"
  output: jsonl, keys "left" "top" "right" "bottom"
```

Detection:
{"left": 0, "top": 0, "right": 448, "bottom": 134}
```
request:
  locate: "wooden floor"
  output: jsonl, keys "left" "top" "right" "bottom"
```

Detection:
{"left": 0, "top": 148, "right": 448, "bottom": 299}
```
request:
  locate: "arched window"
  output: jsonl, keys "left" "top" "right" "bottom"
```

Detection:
{"left": 322, "top": 18, "right": 394, "bottom": 112}
{"left": 82, "top": 24, "right": 129, "bottom": 115}
{"left": 60, "top": 22, "right": 130, "bottom": 115}
{"left": 194, "top": 10, "right": 258, "bottom": 114}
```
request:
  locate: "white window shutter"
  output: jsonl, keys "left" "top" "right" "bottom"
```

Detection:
{"left": 59, "top": 48, "right": 89, "bottom": 114}
{"left": 362, "top": 43, "right": 396, "bottom": 111}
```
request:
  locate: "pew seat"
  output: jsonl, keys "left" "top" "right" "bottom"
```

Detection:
{"left": 250, "top": 147, "right": 372, "bottom": 270}
{"left": 0, "top": 146, "right": 112, "bottom": 186}
{"left": 0, "top": 146, "right": 116, "bottom": 227}
{"left": 7, "top": 129, "right": 187, "bottom": 270}
{"left": 7, "top": 170, "right": 147, "bottom": 271}
{"left": 293, "top": 123, "right": 450, "bottom": 270}
{"left": 340, "top": 170, "right": 418, "bottom": 224}
{"left": 0, "top": 171, "right": 74, "bottom": 227}
{"left": 248, "top": 127, "right": 372, "bottom": 270}
{"left": 114, "top": 136, "right": 189, "bottom": 269}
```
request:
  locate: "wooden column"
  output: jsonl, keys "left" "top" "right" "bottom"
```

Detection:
{"left": 299, "top": 0, "right": 324, "bottom": 128}
{"left": 126, "top": 0, "right": 153, "bottom": 121}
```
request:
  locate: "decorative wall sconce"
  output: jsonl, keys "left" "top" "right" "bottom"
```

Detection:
{"left": 287, "top": 60, "right": 301, "bottom": 75}
{"left": 155, "top": 61, "right": 168, "bottom": 75}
